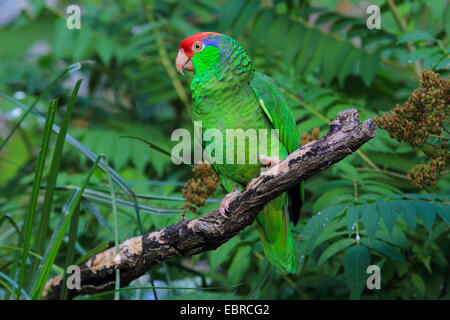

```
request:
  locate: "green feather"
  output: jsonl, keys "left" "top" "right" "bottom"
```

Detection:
{"left": 188, "top": 33, "right": 302, "bottom": 274}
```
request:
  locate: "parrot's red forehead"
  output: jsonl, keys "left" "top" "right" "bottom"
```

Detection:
{"left": 179, "top": 32, "right": 220, "bottom": 57}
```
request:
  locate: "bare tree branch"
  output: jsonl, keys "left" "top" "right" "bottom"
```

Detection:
{"left": 43, "top": 109, "right": 377, "bottom": 300}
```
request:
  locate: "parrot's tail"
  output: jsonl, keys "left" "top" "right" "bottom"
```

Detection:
{"left": 256, "top": 194, "right": 296, "bottom": 274}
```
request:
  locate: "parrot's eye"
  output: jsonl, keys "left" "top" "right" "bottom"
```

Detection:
{"left": 192, "top": 41, "right": 204, "bottom": 52}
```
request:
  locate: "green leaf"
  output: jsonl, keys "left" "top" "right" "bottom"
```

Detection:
{"left": 314, "top": 230, "right": 348, "bottom": 249}
{"left": 407, "top": 47, "right": 440, "bottom": 62}
{"left": 312, "top": 187, "right": 352, "bottom": 212}
{"left": 395, "top": 200, "right": 417, "bottom": 231}
{"left": 410, "top": 273, "right": 426, "bottom": 297}
{"left": 374, "top": 224, "right": 408, "bottom": 249}
{"left": 209, "top": 236, "right": 240, "bottom": 272}
{"left": 415, "top": 201, "right": 435, "bottom": 235}
{"left": 302, "top": 33, "right": 328, "bottom": 75}
{"left": 361, "top": 239, "right": 406, "bottom": 263}
{"left": 230, "top": 0, "right": 259, "bottom": 36}
{"left": 360, "top": 204, "right": 379, "bottom": 241}
{"left": 333, "top": 160, "right": 361, "bottom": 181}
{"left": 323, "top": 41, "right": 351, "bottom": 84}
{"left": 338, "top": 47, "right": 362, "bottom": 85}
{"left": 295, "top": 29, "right": 320, "bottom": 73}
{"left": 299, "top": 205, "right": 345, "bottom": 254}
{"left": 346, "top": 206, "right": 360, "bottom": 237}
{"left": 97, "top": 35, "right": 115, "bottom": 65}
{"left": 343, "top": 245, "right": 370, "bottom": 299}
{"left": 445, "top": 3, "right": 450, "bottom": 37}
{"left": 435, "top": 202, "right": 450, "bottom": 224}
{"left": 219, "top": 0, "right": 246, "bottom": 31}
{"left": 397, "top": 30, "right": 435, "bottom": 43}
{"left": 228, "top": 245, "right": 252, "bottom": 285}
{"left": 265, "top": 15, "right": 290, "bottom": 56}
{"left": 360, "top": 53, "right": 379, "bottom": 86}
{"left": 284, "top": 23, "right": 305, "bottom": 64}
{"left": 376, "top": 200, "right": 396, "bottom": 235}
{"left": 130, "top": 140, "right": 150, "bottom": 174}
{"left": 317, "top": 238, "right": 356, "bottom": 266}
{"left": 249, "top": 9, "right": 275, "bottom": 50}
{"left": 113, "top": 137, "right": 131, "bottom": 171}
{"left": 73, "top": 27, "right": 93, "bottom": 61}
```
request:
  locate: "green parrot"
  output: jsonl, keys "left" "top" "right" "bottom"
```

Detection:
{"left": 176, "top": 32, "right": 304, "bottom": 274}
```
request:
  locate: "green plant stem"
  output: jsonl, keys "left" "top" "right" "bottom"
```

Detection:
{"left": 356, "top": 168, "right": 407, "bottom": 180}
{"left": 280, "top": 274, "right": 310, "bottom": 300}
{"left": 386, "top": 0, "right": 422, "bottom": 78}
{"left": 355, "top": 222, "right": 360, "bottom": 245}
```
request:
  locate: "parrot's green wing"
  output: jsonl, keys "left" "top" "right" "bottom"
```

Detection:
{"left": 249, "top": 72, "right": 305, "bottom": 225}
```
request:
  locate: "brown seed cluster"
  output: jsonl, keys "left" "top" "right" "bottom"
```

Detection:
{"left": 301, "top": 127, "right": 321, "bottom": 145}
{"left": 181, "top": 162, "right": 220, "bottom": 214}
{"left": 407, "top": 142, "right": 449, "bottom": 187}
{"left": 374, "top": 70, "right": 449, "bottom": 187}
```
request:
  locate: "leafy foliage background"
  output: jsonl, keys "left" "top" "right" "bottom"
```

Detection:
{"left": 0, "top": 0, "right": 448, "bottom": 300}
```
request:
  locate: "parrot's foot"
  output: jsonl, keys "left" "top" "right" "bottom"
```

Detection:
{"left": 218, "top": 190, "right": 240, "bottom": 218}
{"left": 258, "top": 154, "right": 280, "bottom": 168}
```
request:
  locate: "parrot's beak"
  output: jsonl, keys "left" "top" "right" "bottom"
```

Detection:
{"left": 175, "top": 49, "right": 194, "bottom": 75}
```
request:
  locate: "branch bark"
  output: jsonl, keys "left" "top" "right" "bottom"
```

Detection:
{"left": 43, "top": 108, "right": 377, "bottom": 300}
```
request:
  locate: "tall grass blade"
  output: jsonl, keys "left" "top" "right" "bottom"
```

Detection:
{"left": 104, "top": 157, "right": 120, "bottom": 300}
{"left": 0, "top": 92, "right": 144, "bottom": 233}
{"left": 31, "top": 156, "right": 101, "bottom": 300}
{"left": 0, "top": 215, "right": 22, "bottom": 239}
{"left": 50, "top": 186, "right": 182, "bottom": 215}
{"left": 81, "top": 198, "right": 114, "bottom": 232}
{"left": 0, "top": 245, "right": 64, "bottom": 274}
{"left": 0, "top": 272, "right": 31, "bottom": 300}
{"left": 59, "top": 201, "right": 81, "bottom": 300}
{"left": 16, "top": 100, "right": 57, "bottom": 299}
{"left": 36, "top": 79, "right": 82, "bottom": 259}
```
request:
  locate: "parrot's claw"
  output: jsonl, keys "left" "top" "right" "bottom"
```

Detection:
{"left": 219, "top": 190, "right": 240, "bottom": 218}
{"left": 258, "top": 154, "right": 280, "bottom": 168}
